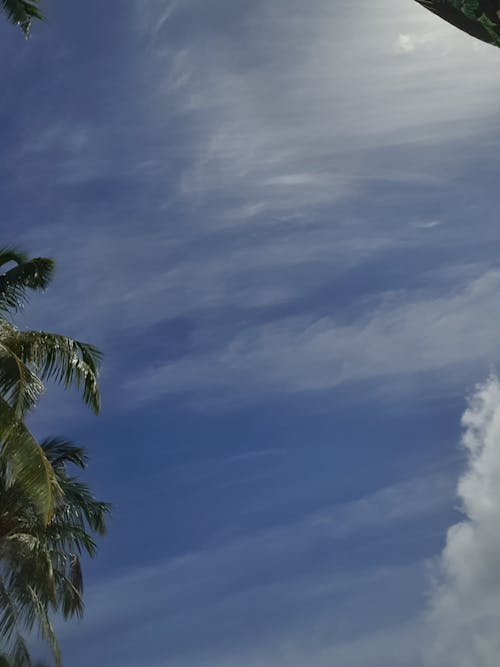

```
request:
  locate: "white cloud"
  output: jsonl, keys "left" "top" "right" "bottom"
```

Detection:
{"left": 395, "top": 31, "right": 437, "bottom": 54}
{"left": 396, "top": 33, "right": 417, "bottom": 53}
{"left": 426, "top": 376, "right": 500, "bottom": 666}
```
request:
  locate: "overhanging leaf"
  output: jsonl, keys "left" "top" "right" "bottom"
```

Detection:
{"left": 1, "top": 0, "right": 44, "bottom": 37}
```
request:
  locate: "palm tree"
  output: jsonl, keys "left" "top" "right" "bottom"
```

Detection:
{"left": 0, "top": 438, "right": 110, "bottom": 666}
{"left": 1, "top": 0, "right": 43, "bottom": 36}
{"left": 0, "top": 249, "right": 101, "bottom": 521}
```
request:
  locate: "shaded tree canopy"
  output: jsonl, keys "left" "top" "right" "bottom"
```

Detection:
{"left": 415, "top": 0, "right": 500, "bottom": 48}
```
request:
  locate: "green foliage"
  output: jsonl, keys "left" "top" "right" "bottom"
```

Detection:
{"left": 0, "top": 248, "right": 107, "bottom": 664}
{"left": 0, "top": 439, "right": 111, "bottom": 665}
{"left": 1, "top": 0, "right": 44, "bottom": 37}
{"left": 0, "top": 323, "right": 102, "bottom": 417}
{"left": 0, "top": 397, "right": 56, "bottom": 523}
{"left": 415, "top": 0, "right": 500, "bottom": 48}
{"left": 0, "top": 249, "right": 102, "bottom": 519}
{"left": 0, "top": 250, "right": 54, "bottom": 314}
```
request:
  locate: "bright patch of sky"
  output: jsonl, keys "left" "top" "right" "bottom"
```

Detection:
{"left": 2, "top": 0, "right": 500, "bottom": 664}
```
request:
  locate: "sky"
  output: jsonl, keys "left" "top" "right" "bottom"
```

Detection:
{"left": 2, "top": 0, "right": 500, "bottom": 664}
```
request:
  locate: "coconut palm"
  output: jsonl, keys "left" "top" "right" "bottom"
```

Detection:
{"left": 1, "top": 0, "right": 43, "bottom": 36}
{"left": 0, "top": 438, "right": 110, "bottom": 666}
{"left": 0, "top": 249, "right": 101, "bottom": 521}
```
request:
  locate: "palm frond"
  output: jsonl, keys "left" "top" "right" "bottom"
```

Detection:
{"left": 0, "top": 436, "right": 109, "bottom": 666}
{"left": 0, "top": 398, "right": 55, "bottom": 522}
{"left": 24, "top": 589, "right": 60, "bottom": 667}
{"left": 0, "top": 575, "right": 21, "bottom": 642}
{"left": 56, "top": 556, "right": 84, "bottom": 619}
{"left": 54, "top": 475, "right": 110, "bottom": 536}
{"left": 41, "top": 438, "right": 111, "bottom": 541}
{"left": 11, "top": 332, "right": 101, "bottom": 414}
{"left": 0, "top": 249, "right": 29, "bottom": 269}
{"left": 0, "top": 581, "right": 38, "bottom": 666}
{"left": 10, "top": 635, "right": 32, "bottom": 667}
{"left": 0, "top": 338, "right": 44, "bottom": 417}
{"left": 0, "top": 256, "right": 54, "bottom": 313}
{"left": 3, "top": 565, "right": 60, "bottom": 664}
{"left": 1, "top": 0, "right": 44, "bottom": 37}
{"left": 47, "top": 518, "right": 98, "bottom": 556}
{"left": 68, "top": 555, "right": 83, "bottom": 596}
{"left": 40, "top": 438, "right": 87, "bottom": 470}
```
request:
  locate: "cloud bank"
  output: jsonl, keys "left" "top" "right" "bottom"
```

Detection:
{"left": 427, "top": 376, "right": 500, "bottom": 666}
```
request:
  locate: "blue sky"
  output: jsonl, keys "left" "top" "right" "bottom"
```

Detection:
{"left": 3, "top": 0, "right": 500, "bottom": 665}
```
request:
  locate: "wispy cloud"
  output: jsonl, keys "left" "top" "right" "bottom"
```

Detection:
{"left": 60, "top": 470, "right": 450, "bottom": 666}
{"left": 4, "top": 0, "right": 500, "bottom": 417}
{"left": 125, "top": 269, "right": 500, "bottom": 407}
{"left": 62, "top": 377, "right": 500, "bottom": 667}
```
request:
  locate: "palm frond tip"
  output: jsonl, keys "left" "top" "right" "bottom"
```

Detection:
{"left": 1, "top": 1, "right": 44, "bottom": 36}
